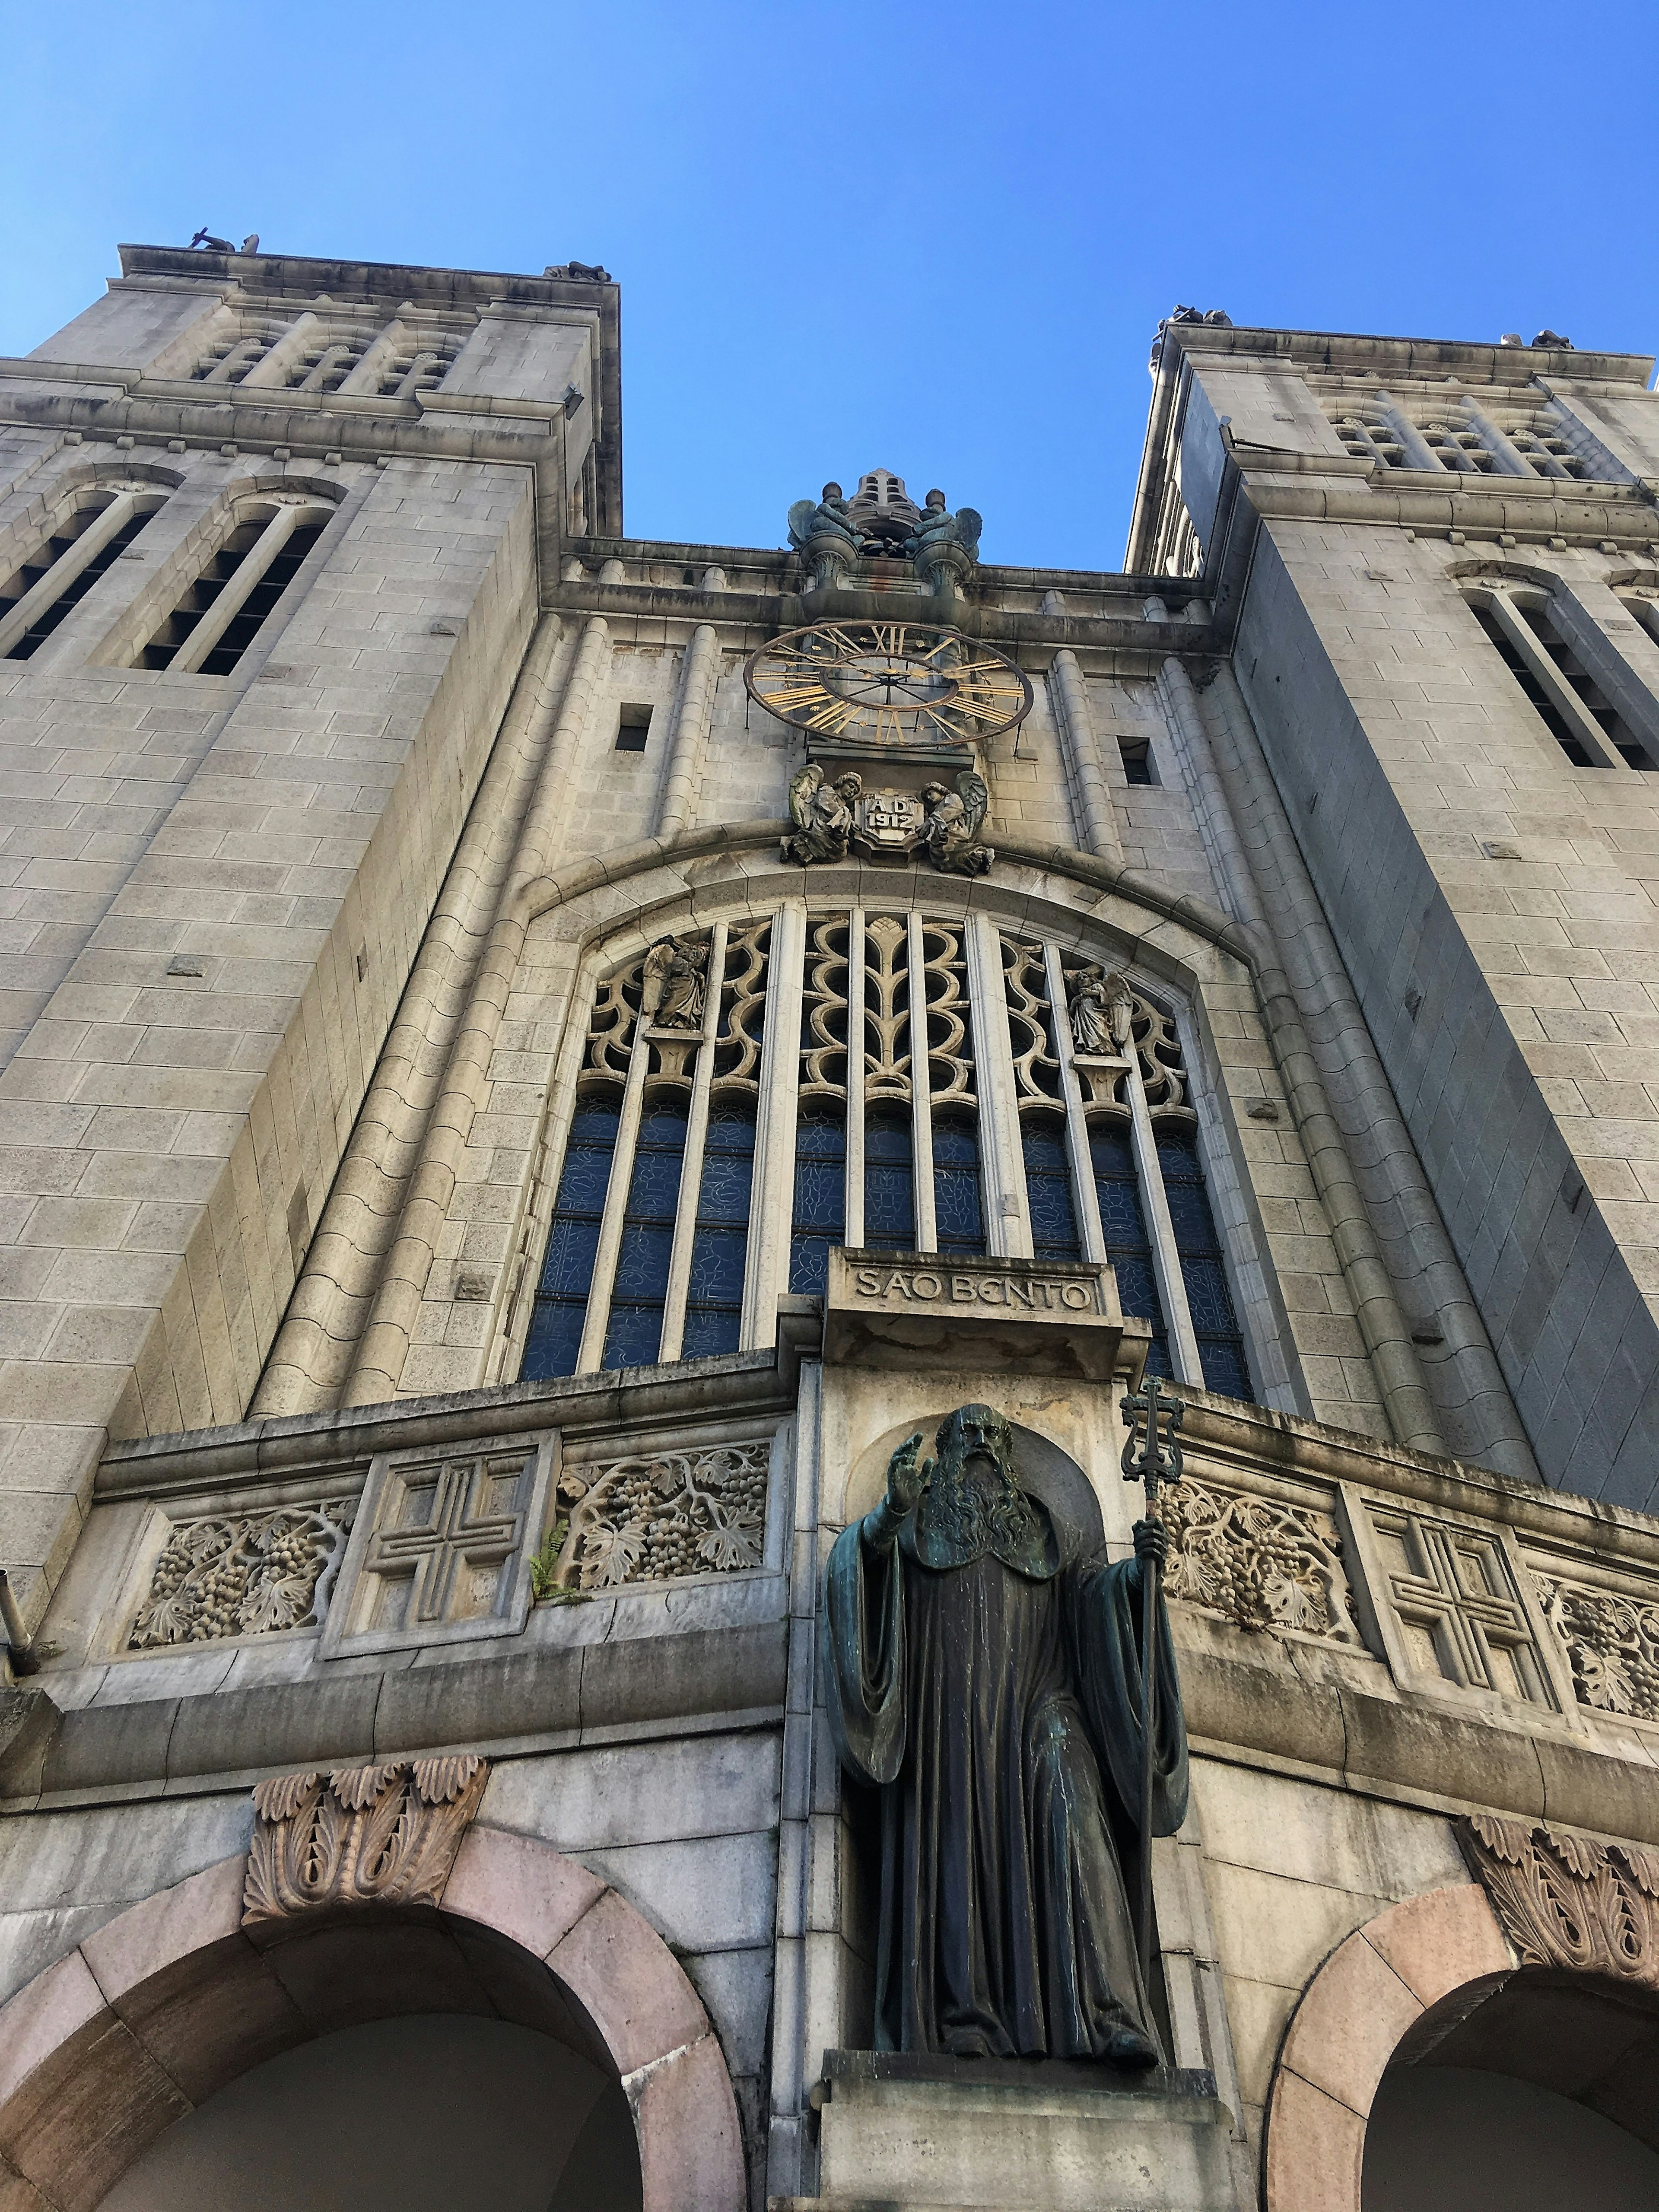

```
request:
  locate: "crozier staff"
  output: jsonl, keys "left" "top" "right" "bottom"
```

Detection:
{"left": 824, "top": 1403, "right": 1187, "bottom": 2063}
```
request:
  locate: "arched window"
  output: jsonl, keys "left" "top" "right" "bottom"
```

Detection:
{"left": 133, "top": 496, "right": 335, "bottom": 675}
{"left": 518, "top": 906, "right": 1255, "bottom": 1402}
{"left": 0, "top": 484, "right": 169, "bottom": 661}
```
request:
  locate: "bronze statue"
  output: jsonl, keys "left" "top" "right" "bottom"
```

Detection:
{"left": 785, "top": 763, "right": 862, "bottom": 864}
{"left": 788, "top": 483, "right": 861, "bottom": 591}
{"left": 906, "top": 489, "right": 983, "bottom": 597}
{"left": 825, "top": 1404, "right": 1187, "bottom": 2064}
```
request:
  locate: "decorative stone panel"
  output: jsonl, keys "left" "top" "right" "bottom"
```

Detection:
{"left": 127, "top": 1498, "right": 354, "bottom": 1650}
{"left": 1532, "top": 1570, "right": 1659, "bottom": 1721}
{"left": 320, "top": 1431, "right": 556, "bottom": 1659}
{"left": 243, "top": 1756, "right": 489, "bottom": 1921}
{"left": 542, "top": 1438, "right": 771, "bottom": 1594}
{"left": 1163, "top": 1474, "right": 1361, "bottom": 1643}
{"left": 1346, "top": 1494, "right": 1570, "bottom": 1710}
{"left": 1459, "top": 1814, "right": 1659, "bottom": 1986}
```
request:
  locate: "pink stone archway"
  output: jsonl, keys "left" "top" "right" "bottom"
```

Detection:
{"left": 1263, "top": 1882, "right": 1514, "bottom": 2212}
{"left": 0, "top": 1824, "right": 744, "bottom": 2212}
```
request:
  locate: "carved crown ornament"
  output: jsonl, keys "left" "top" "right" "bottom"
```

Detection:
{"left": 1459, "top": 1814, "right": 1659, "bottom": 1990}
{"left": 242, "top": 1756, "right": 489, "bottom": 1923}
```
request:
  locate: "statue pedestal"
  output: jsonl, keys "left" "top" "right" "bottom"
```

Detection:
{"left": 785, "top": 2050, "right": 1241, "bottom": 2212}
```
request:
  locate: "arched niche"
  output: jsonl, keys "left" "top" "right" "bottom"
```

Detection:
{"left": 845, "top": 1412, "right": 1105, "bottom": 1554}
{"left": 1264, "top": 1881, "right": 1659, "bottom": 2212}
{"left": 0, "top": 1828, "right": 744, "bottom": 2212}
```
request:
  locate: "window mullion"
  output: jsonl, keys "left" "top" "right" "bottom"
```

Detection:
{"left": 1458, "top": 401, "right": 1531, "bottom": 479}
{"left": 1125, "top": 1047, "right": 1205, "bottom": 1385}
{"left": 845, "top": 905, "right": 866, "bottom": 1248}
{"left": 337, "top": 318, "right": 408, "bottom": 396}
{"left": 739, "top": 901, "right": 807, "bottom": 1346}
{"left": 0, "top": 494, "right": 137, "bottom": 659}
{"left": 574, "top": 998, "right": 656, "bottom": 1374}
{"left": 656, "top": 922, "right": 729, "bottom": 1364}
{"left": 966, "top": 911, "right": 1032, "bottom": 1258}
{"left": 239, "top": 311, "right": 323, "bottom": 390}
{"left": 171, "top": 505, "right": 302, "bottom": 676}
{"left": 1041, "top": 942, "right": 1108, "bottom": 1265}
{"left": 1485, "top": 588, "right": 1628, "bottom": 769}
{"left": 907, "top": 912, "right": 937, "bottom": 1253}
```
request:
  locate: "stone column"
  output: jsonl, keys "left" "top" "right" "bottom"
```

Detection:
{"left": 1048, "top": 649, "right": 1124, "bottom": 864}
{"left": 342, "top": 615, "right": 613, "bottom": 1407}
{"left": 654, "top": 624, "right": 720, "bottom": 841}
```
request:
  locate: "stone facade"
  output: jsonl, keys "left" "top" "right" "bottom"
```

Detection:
{"left": 0, "top": 251, "right": 1658, "bottom": 2208}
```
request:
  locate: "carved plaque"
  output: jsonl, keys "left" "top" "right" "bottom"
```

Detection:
{"left": 823, "top": 1248, "right": 1149, "bottom": 1382}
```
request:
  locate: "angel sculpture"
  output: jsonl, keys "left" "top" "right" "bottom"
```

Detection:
{"left": 919, "top": 772, "right": 993, "bottom": 876}
{"left": 788, "top": 483, "right": 861, "bottom": 591}
{"left": 784, "top": 763, "right": 864, "bottom": 866}
{"left": 1067, "top": 964, "right": 1135, "bottom": 1057}
{"left": 906, "top": 490, "right": 984, "bottom": 599}
{"left": 642, "top": 934, "right": 709, "bottom": 1030}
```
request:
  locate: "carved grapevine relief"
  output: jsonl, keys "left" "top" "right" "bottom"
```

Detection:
{"left": 243, "top": 1756, "right": 489, "bottom": 1922}
{"left": 1460, "top": 1814, "right": 1659, "bottom": 1988}
{"left": 539, "top": 1440, "right": 770, "bottom": 1594}
{"left": 1535, "top": 1575, "right": 1659, "bottom": 1721}
{"left": 130, "top": 1501, "right": 354, "bottom": 1648}
{"left": 1162, "top": 1475, "right": 1361, "bottom": 1642}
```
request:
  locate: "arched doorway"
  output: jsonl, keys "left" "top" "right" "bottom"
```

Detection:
{"left": 1264, "top": 1883, "right": 1659, "bottom": 2212}
{"left": 0, "top": 1828, "right": 744, "bottom": 2212}
{"left": 101, "top": 2013, "right": 638, "bottom": 2212}
{"left": 1362, "top": 1970, "right": 1659, "bottom": 2212}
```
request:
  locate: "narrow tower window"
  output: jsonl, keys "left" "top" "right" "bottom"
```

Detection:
{"left": 0, "top": 490, "right": 166, "bottom": 661}
{"left": 137, "top": 500, "right": 332, "bottom": 676}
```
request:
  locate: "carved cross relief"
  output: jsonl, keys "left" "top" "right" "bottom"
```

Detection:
{"left": 1358, "top": 1499, "right": 1562, "bottom": 1708}
{"left": 321, "top": 1432, "right": 557, "bottom": 1659}
{"left": 364, "top": 1455, "right": 526, "bottom": 1629}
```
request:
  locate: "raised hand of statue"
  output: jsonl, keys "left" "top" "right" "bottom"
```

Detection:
{"left": 887, "top": 1433, "right": 928, "bottom": 1518}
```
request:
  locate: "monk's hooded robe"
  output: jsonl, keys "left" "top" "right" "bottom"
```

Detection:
{"left": 825, "top": 1408, "right": 1187, "bottom": 2062}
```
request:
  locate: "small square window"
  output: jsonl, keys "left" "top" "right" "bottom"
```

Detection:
{"left": 1120, "top": 739, "right": 1154, "bottom": 786}
{"left": 617, "top": 705, "right": 652, "bottom": 751}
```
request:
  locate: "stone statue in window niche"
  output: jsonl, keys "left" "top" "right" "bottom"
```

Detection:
{"left": 1068, "top": 963, "right": 1135, "bottom": 1057}
{"left": 825, "top": 1404, "right": 1187, "bottom": 2063}
{"left": 784, "top": 763, "right": 863, "bottom": 865}
{"left": 641, "top": 934, "right": 708, "bottom": 1030}
{"left": 919, "top": 771, "right": 992, "bottom": 875}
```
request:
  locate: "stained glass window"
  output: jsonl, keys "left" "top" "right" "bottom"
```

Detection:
{"left": 1091, "top": 1125, "right": 1171, "bottom": 1377}
{"left": 864, "top": 1109, "right": 914, "bottom": 1249}
{"left": 682, "top": 1103, "right": 756, "bottom": 1357}
{"left": 601, "top": 1103, "right": 688, "bottom": 1370}
{"left": 933, "top": 1116, "right": 984, "bottom": 1255}
{"left": 1022, "top": 1122, "right": 1081, "bottom": 1262}
{"left": 522, "top": 1101, "right": 620, "bottom": 1379}
{"left": 790, "top": 1106, "right": 845, "bottom": 1294}
{"left": 1157, "top": 1129, "right": 1252, "bottom": 1401}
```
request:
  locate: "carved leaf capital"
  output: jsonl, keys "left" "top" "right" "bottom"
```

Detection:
{"left": 242, "top": 1756, "right": 489, "bottom": 1924}
{"left": 1459, "top": 1815, "right": 1659, "bottom": 1987}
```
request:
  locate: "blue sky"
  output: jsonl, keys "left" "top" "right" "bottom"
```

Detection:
{"left": 3, "top": 1, "right": 1656, "bottom": 569}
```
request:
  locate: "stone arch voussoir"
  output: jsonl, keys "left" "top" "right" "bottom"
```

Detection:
{"left": 1262, "top": 1881, "right": 1514, "bottom": 2212}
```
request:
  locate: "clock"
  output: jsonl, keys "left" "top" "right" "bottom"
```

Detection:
{"left": 744, "top": 621, "right": 1032, "bottom": 750}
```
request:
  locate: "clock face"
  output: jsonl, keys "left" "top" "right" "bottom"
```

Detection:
{"left": 744, "top": 621, "right": 1032, "bottom": 748}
